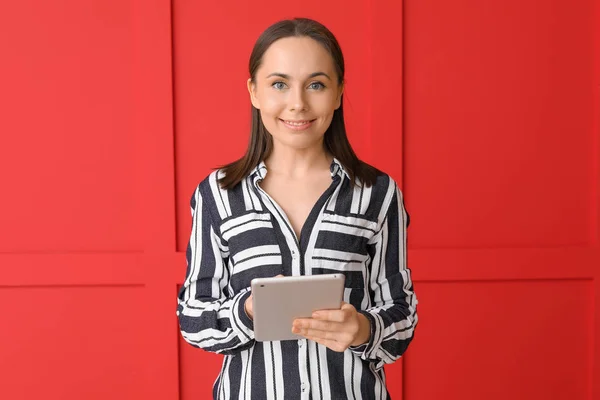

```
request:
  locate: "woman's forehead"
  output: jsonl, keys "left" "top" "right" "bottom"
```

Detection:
{"left": 258, "top": 37, "right": 336, "bottom": 78}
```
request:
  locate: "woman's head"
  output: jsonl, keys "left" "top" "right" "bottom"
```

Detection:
{"left": 219, "top": 18, "right": 378, "bottom": 188}
{"left": 247, "top": 34, "right": 343, "bottom": 153}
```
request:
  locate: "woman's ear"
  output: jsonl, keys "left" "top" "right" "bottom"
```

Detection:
{"left": 335, "top": 82, "right": 344, "bottom": 109}
{"left": 247, "top": 78, "right": 260, "bottom": 109}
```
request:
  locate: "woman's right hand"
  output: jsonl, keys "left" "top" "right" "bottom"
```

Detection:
{"left": 244, "top": 294, "right": 254, "bottom": 320}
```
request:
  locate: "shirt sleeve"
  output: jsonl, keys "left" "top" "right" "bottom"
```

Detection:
{"left": 349, "top": 180, "right": 418, "bottom": 370}
{"left": 176, "top": 183, "right": 255, "bottom": 355}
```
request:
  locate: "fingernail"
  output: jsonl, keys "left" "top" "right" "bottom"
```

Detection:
{"left": 312, "top": 312, "right": 320, "bottom": 318}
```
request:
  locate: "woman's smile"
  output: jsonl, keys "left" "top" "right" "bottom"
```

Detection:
{"left": 279, "top": 118, "right": 316, "bottom": 131}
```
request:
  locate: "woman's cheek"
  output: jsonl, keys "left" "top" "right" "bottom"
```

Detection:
{"left": 262, "top": 92, "right": 286, "bottom": 112}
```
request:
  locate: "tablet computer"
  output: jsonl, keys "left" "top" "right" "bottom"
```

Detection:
{"left": 251, "top": 274, "right": 345, "bottom": 342}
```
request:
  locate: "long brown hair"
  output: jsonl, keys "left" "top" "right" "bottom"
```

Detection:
{"left": 218, "top": 18, "right": 380, "bottom": 189}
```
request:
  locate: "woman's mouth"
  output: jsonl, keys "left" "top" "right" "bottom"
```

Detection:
{"left": 279, "top": 118, "right": 316, "bottom": 131}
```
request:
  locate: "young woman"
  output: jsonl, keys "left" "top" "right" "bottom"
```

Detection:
{"left": 177, "top": 17, "right": 418, "bottom": 400}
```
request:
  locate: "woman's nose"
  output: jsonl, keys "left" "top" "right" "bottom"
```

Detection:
{"left": 289, "top": 88, "right": 308, "bottom": 112}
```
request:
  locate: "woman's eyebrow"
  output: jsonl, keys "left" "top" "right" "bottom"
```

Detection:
{"left": 265, "top": 72, "right": 332, "bottom": 80}
{"left": 308, "top": 72, "right": 331, "bottom": 80}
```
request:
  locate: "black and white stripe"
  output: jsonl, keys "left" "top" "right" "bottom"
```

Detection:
{"left": 177, "top": 158, "right": 418, "bottom": 399}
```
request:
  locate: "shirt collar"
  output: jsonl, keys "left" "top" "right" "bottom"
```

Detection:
{"left": 250, "top": 157, "right": 349, "bottom": 181}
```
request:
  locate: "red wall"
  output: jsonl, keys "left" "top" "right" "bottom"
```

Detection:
{"left": 1, "top": 0, "right": 599, "bottom": 399}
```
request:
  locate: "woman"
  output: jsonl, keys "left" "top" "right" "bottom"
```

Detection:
{"left": 177, "top": 17, "right": 418, "bottom": 400}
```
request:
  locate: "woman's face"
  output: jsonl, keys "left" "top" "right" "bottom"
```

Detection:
{"left": 248, "top": 36, "right": 343, "bottom": 152}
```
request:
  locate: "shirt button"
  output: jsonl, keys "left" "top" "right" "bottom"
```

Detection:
{"left": 298, "top": 340, "right": 303, "bottom": 348}
{"left": 301, "top": 383, "right": 306, "bottom": 392}
{"left": 291, "top": 250, "right": 298, "bottom": 259}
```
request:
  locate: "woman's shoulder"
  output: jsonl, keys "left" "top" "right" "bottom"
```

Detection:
{"left": 355, "top": 161, "right": 408, "bottom": 225}
{"left": 356, "top": 160, "right": 399, "bottom": 191}
{"left": 195, "top": 168, "right": 229, "bottom": 195}
{"left": 188, "top": 169, "right": 235, "bottom": 218}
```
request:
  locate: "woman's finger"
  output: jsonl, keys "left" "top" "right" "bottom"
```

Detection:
{"left": 312, "top": 302, "right": 356, "bottom": 322}
{"left": 311, "top": 309, "right": 347, "bottom": 323}
{"left": 293, "top": 318, "right": 341, "bottom": 333}
{"left": 294, "top": 327, "right": 339, "bottom": 341}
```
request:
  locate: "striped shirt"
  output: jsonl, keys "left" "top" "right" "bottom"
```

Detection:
{"left": 176, "top": 157, "right": 418, "bottom": 400}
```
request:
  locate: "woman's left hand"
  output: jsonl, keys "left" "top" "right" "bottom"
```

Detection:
{"left": 292, "top": 302, "right": 371, "bottom": 352}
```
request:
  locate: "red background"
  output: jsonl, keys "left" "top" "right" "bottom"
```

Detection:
{"left": 1, "top": 0, "right": 599, "bottom": 399}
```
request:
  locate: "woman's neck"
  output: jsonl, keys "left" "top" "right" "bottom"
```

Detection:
{"left": 264, "top": 145, "right": 332, "bottom": 180}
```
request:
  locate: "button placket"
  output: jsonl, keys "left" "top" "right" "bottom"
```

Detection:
{"left": 254, "top": 178, "right": 303, "bottom": 275}
{"left": 297, "top": 338, "right": 310, "bottom": 399}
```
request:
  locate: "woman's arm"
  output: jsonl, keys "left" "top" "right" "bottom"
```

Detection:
{"left": 348, "top": 180, "right": 418, "bottom": 369}
{"left": 176, "top": 183, "right": 255, "bottom": 355}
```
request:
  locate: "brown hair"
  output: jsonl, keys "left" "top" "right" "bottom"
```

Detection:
{"left": 218, "top": 17, "right": 380, "bottom": 189}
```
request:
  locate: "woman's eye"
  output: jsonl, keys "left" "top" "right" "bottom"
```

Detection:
{"left": 272, "top": 81, "right": 287, "bottom": 90}
{"left": 308, "top": 82, "right": 325, "bottom": 90}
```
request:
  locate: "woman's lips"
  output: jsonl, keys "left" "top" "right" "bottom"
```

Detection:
{"left": 279, "top": 118, "right": 315, "bottom": 131}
